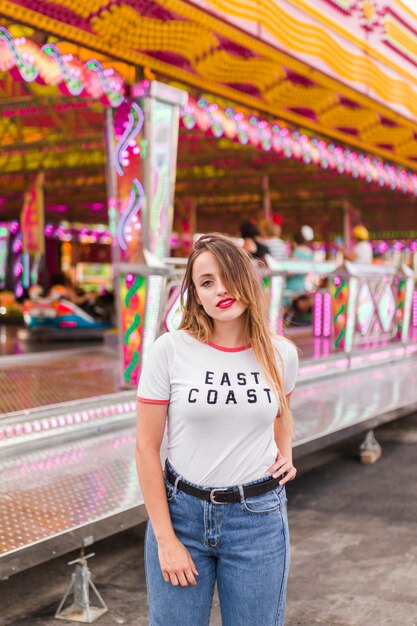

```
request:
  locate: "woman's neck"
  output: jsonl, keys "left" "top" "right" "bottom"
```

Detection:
{"left": 211, "top": 320, "right": 248, "bottom": 348}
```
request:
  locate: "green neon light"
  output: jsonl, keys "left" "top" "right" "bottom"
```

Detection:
{"left": 125, "top": 276, "right": 142, "bottom": 307}
{"left": 124, "top": 312, "right": 141, "bottom": 345}
{"left": 335, "top": 328, "right": 345, "bottom": 348}
{"left": 124, "top": 350, "right": 139, "bottom": 384}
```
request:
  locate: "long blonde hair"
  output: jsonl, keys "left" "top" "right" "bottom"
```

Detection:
{"left": 179, "top": 233, "right": 292, "bottom": 426}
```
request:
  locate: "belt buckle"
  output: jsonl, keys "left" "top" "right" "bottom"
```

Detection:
{"left": 210, "top": 488, "right": 229, "bottom": 505}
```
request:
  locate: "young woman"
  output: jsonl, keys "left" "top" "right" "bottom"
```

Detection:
{"left": 136, "top": 233, "right": 299, "bottom": 626}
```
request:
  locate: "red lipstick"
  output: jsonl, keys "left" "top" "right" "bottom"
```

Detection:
{"left": 216, "top": 298, "right": 235, "bottom": 309}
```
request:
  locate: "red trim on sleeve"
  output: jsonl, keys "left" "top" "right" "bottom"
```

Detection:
{"left": 137, "top": 396, "right": 170, "bottom": 405}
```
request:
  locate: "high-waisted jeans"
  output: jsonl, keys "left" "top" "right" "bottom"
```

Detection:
{"left": 145, "top": 460, "right": 290, "bottom": 626}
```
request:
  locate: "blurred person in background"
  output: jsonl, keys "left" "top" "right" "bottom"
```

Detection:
{"left": 284, "top": 226, "right": 315, "bottom": 326}
{"left": 48, "top": 271, "right": 96, "bottom": 310}
{"left": 239, "top": 220, "right": 270, "bottom": 263}
{"left": 339, "top": 225, "right": 373, "bottom": 264}
{"left": 259, "top": 213, "right": 288, "bottom": 262}
{"left": 286, "top": 226, "right": 314, "bottom": 294}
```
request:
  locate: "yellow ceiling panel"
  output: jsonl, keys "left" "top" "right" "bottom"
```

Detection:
{"left": 319, "top": 105, "right": 380, "bottom": 132}
{"left": 264, "top": 83, "right": 339, "bottom": 113}
{"left": 90, "top": 6, "right": 217, "bottom": 64}
{"left": 395, "top": 140, "right": 417, "bottom": 158}
{"left": 40, "top": 0, "right": 108, "bottom": 18}
{"left": 360, "top": 125, "right": 414, "bottom": 147}
{"left": 195, "top": 50, "right": 286, "bottom": 92}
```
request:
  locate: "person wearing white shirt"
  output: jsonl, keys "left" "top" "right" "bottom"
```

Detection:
{"left": 136, "top": 233, "right": 298, "bottom": 626}
{"left": 340, "top": 225, "right": 373, "bottom": 264}
{"left": 259, "top": 213, "right": 288, "bottom": 262}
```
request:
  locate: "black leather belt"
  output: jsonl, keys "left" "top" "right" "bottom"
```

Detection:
{"left": 165, "top": 463, "right": 281, "bottom": 505}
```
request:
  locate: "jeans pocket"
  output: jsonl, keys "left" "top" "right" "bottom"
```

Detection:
{"left": 242, "top": 487, "right": 282, "bottom": 514}
{"left": 164, "top": 477, "right": 176, "bottom": 502}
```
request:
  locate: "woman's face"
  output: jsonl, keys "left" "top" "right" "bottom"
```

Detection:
{"left": 192, "top": 251, "right": 247, "bottom": 323}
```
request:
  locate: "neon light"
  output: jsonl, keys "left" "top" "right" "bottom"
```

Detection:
{"left": 0, "top": 27, "right": 39, "bottom": 82}
{"left": 400, "top": 274, "right": 415, "bottom": 343}
{"left": 41, "top": 43, "right": 83, "bottom": 96}
{"left": 413, "top": 291, "right": 417, "bottom": 328}
{"left": 124, "top": 312, "right": 141, "bottom": 345}
{"left": 113, "top": 102, "right": 145, "bottom": 253}
{"left": 268, "top": 275, "right": 284, "bottom": 333}
{"left": 0, "top": 26, "right": 125, "bottom": 105}
{"left": 125, "top": 351, "right": 139, "bottom": 382}
{"left": 323, "top": 292, "right": 332, "bottom": 338}
{"left": 116, "top": 178, "right": 145, "bottom": 251}
{"left": 0, "top": 399, "right": 137, "bottom": 446}
{"left": 313, "top": 292, "right": 323, "bottom": 337}
{"left": 22, "top": 252, "right": 30, "bottom": 289}
{"left": 114, "top": 103, "right": 144, "bottom": 176}
{"left": 143, "top": 275, "right": 164, "bottom": 365}
{"left": 86, "top": 59, "right": 124, "bottom": 108}
{"left": 331, "top": 276, "right": 348, "bottom": 349}
{"left": 182, "top": 98, "right": 417, "bottom": 197}
{"left": 150, "top": 164, "right": 169, "bottom": 259}
{"left": 120, "top": 273, "right": 147, "bottom": 386}
{"left": 345, "top": 278, "right": 359, "bottom": 352}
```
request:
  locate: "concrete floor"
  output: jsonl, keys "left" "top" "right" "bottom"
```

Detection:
{"left": 1, "top": 415, "right": 417, "bottom": 626}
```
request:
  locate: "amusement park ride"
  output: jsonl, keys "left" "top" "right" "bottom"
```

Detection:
{"left": 1, "top": 0, "right": 417, "bottom": 619}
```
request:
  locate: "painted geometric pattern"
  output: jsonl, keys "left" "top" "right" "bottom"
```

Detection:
{"left": 378, "top": 283, "right": 396, "bottom": 332}
{"left": 356, "top": 278, "right": 398, "bottom": 343}
{"left": 357, "top": 283, "right": 375, "bottom": 336}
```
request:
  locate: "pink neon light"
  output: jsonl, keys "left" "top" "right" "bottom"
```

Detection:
{"left": 299, "top": 358, "right": 349, "bottom": 377}
{"left": 323, "top": 293, "right": 332, "bottom": 338}
{"left": 313, "top": 292, "right": 323, "bottom": 337}
{"left": 413, "top": 291, "right": 417, "bottom": 327}
{"left": 0, "top": 398, "right": 202, "bottom": 444}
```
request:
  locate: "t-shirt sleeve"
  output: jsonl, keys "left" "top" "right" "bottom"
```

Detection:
{"left": 137, "top": 334, "right": 172, "bottom": 405}
{"left": 274, "top": 339, "right": 299, "bottom": 395}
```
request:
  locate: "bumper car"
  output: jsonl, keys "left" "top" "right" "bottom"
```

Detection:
{"left": 0, "top": 291, "right": 24, "bottom": 324}
{"left": 22, "top": 297, "right": 112, "bottom": 341}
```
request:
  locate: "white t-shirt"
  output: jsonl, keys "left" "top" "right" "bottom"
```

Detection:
{"left": 137, "top": 330, "right": 298, "bottom": 487}
{"left": 353, "top": 241, "right": 373, "bottom": 264}
{"left": 265, "top": 237, "right": 288, "bottom": 262}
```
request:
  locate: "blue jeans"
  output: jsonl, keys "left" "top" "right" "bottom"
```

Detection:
{"left": 145, "top": 460, "right": 290, "bottom": 626}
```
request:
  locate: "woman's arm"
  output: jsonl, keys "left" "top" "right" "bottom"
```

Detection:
{"left": 136, "top": 402, "right": 174, "bottom": 541}
{"left": 267, "top": 395, "right": 297, "bottom": 484}
{"left": 136, "top": 402, "right": 198, "bottom": 587}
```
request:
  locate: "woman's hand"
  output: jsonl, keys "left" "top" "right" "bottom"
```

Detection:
{"left": 267, "top": 453, "right": 297, "bottom": 485}
{"left": 158, "top": 536, "right": 199, "bottom": 587}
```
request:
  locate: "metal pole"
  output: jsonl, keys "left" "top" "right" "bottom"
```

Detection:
{"left": 342, "top": 198, "right": 352, "bottom": 250}
{"left": 262, "top": 174, "right": 271, "bottom": 219}
{"left": 104, "top": 107, "right": 120, "bottom": 265}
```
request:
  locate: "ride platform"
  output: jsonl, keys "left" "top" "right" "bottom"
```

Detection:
{"left": 1, "top": 334, "right": 417, "bottom": 580}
